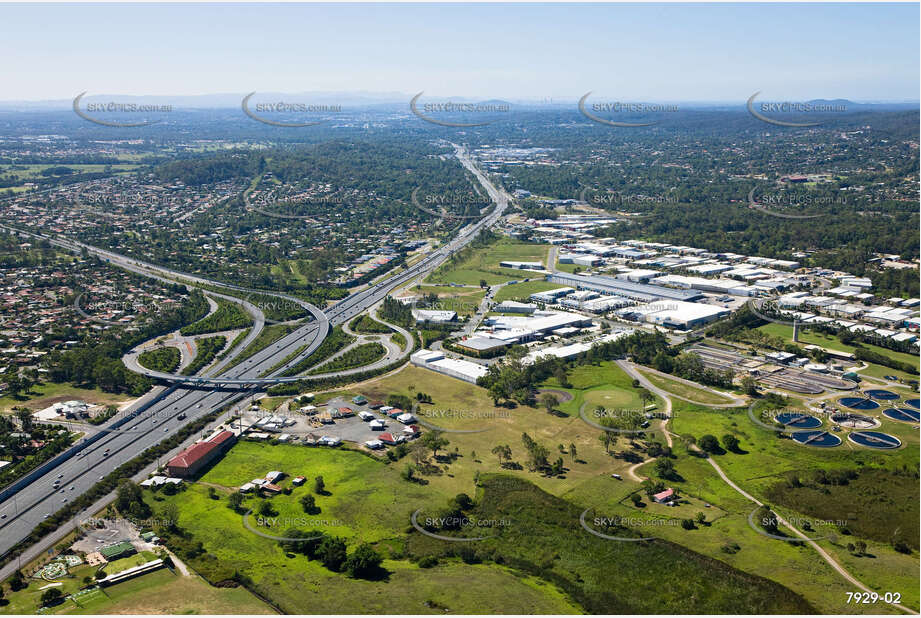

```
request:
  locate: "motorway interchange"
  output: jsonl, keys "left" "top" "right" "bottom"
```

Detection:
{"left": 0, "top": 144, "right": 509, "bottom": 560}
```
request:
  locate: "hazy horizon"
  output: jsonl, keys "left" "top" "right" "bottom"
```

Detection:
{"left": 2, "top": 3, "right": 918, "bottom": 102}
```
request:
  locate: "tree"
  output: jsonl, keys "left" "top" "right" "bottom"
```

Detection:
{"left": 524, "top": 442, "right": 549, "bottom": 472}
{"left": 115, "top": 480, "right": 150, "bottom": 520}
{"left": 453, "top": 493, "right": 473, "bottom": 510}
{"left": 695, "top": 512, "right": 706, "bottom": 525}
{"left": 488, "top": 382, "right": 505, "bottom": 406}
{"left": 755, "top": 505, "right": 779, "bottom": 534}
{"left": 314, "top": 476, "right": 326, "bottom": 494}
{"left": 9, "top": 570, "right": 25, "bottom": 591}
{"left": 300, "top": 494, "right": 317, "bottom": 513}
{"left": 854, "top": 540, "right": 867, "bottom": 556}
{"left": 638, "top": 388, "right": 654, "bottom": 410}
{"left": 401, "top": 463, "right": 415, "bottom": 481}
{"left": 569, "top": 443, "right": 577, "bottom": 462}
{"left": 160, "top": 503, "right": 180, "bottom": 531}
{"left": 654, "top": 457, "right": 676, "bottom": 480}
{"left": 259, "top": 500, "right": 276, "bottom": 517}
{"left": 344, "top": 543, "right": 383, "bottom": 578}
{"left": 318, "top": 536, "right": 348, "bottom": 572}
{"left": 741, "top": 375, "right": 759, "bottom": 396}
{"left": 40, "top": 588, "right": 63, "bottom": 607}
{"left": 598, "top": 431, "right": 616, "bottom": 453}
{"left": 227, "top": 492, "right": 244, "bottom": 512}
{"left": 722, "top": 434, "right": 740, "bottom": 453}
{"left": 698, "top": 434, "right": 720, "bottom": 453}
{"left": 551, "top": 457, "right": 564, "bottom": 476}
{"left": 491, "top": 444, "right": 511, "bottom": 466}
{"left": 540, "top": 393, "right": 559, "bottom": 415}
{"left": 479, "top": 279, "right": 488, "bottom": 289}
{"left": 409, "top": 442, "right": 428, "bottom": 466}
{"left": 279, "top": 528, "right": 309, "bottom": 554}
{"left": 421, "top": 430, "right": 449, "bottom": 459}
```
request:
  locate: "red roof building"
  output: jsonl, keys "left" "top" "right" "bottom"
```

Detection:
{"left": 166, "top": 430, "right": 237, "bottom": 478}
{"left": 652, "top": 488, "right": 675, "bottom": 503}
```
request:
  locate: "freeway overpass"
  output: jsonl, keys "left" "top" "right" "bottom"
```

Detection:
{"left": 0, "top": 144, "right": 511, "bottom": 560}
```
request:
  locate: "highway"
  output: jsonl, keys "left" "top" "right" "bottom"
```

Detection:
{"left": 0, "top": 143, "right": 510, "bottom": 558}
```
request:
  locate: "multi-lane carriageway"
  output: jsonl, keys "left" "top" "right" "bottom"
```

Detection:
{"left": 0, "top": 144, "right": 509, "bottom": 560}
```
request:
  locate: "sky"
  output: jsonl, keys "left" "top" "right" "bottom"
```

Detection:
{"left": 1, "top": 2, "right": 918, "bottom": 102}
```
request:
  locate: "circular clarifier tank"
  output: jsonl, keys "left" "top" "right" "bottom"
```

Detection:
{"left": 864, "top": 389, "right": 899, "bottom": 401}
{"left": 774, "top": 412, "right": 822, "bottom": 429}
{"left": 791, "top": 430, "right": 841, "bottom": 447}
{"left": 882, "top": 408, "right": 920, "bottom": 423}
{"left": 847, "top": 431, "right": 901, "bottom": 449}
{"left": 838, "top": 397, "right": 880, "bottom": 411}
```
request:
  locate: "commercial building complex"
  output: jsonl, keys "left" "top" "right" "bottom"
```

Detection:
{"left": 410, "top": 349, "right": 488, "bottom": 383}
{"left": 546, "top": 272, "right": 704, "bottom": 302}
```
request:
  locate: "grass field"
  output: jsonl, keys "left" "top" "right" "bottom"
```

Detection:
{"left": 410, "top": 285, "right": 486, "bottom": 316}
{"left": 0, "top": 554, "right": 268, "bottom": 616}
{"left": 0, "top": 383, "right": 135, "bottom": 415}
{"left": 757, "top": 323, "right": 920, "bottom": 371}
{"left": 53, "top": 569, "right": 274, "bottom": 615}
{"left": 855, "top": 362, "right": 920, "bottom": 385}
{"left": 99, "top": 550, "right": 158, "bottom": 575}
{"left": 404, "top": 475, "right": 815, "bottom": 614}
{"left": 427, "top": 238, "right": 547, "bottom": 286}
{"left": 543, "top": 361, "right": 659, "bottom": 418}
{"left": 492, "top": 280, "right": 563, "bottom": 303}
{"left": 636, "top": 368, "right": 738, "bottom": 404}
{"left": 562, "top": 392, "right": 919, "bottom": 614}
{"left": 331, "top": 364, "right": 664, "bottom": 494}
{"left": 140, "top": 442, "right": 582, "bottom": 614}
